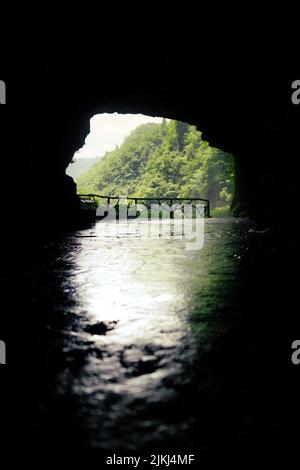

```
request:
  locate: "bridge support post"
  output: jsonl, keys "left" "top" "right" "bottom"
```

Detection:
{"left": 170, "top": 199, "right": 174, "bottom": 219}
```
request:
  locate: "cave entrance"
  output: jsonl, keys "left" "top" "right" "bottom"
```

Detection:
{"left": 66, "top": 112, "right": 235, "bottom": 217}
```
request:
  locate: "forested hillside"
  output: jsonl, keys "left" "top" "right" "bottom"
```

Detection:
{"left": 76, "top": 120, "right": 234, "bottom": 214}
{"left": 66, "top": 155, "right": 102, "bottom": 179}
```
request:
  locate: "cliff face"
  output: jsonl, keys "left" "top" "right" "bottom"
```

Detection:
{"left": 1, "top": 7, "right": 299, "bottom": 236}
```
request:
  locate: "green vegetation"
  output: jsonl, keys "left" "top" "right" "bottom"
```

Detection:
{"left": 76, "top": 120, "right": 234, "bottom": 214}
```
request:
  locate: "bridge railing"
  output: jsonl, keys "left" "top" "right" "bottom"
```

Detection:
{"left": 78, "top": 194, "right": 210, "bottom": 218}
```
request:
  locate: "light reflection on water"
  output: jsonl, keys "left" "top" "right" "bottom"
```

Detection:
{"left": 67, "top": 220, "right": 197, "bottom": 398}
{"left": 32, "top": 218, "right": 251, "bottom": 449}
{"left": 73, "top": 221, "right": 193, "bottom": 339}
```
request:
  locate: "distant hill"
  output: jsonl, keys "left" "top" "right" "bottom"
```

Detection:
{"left": 66, "top": 155, "right": 102, "bottom": 179}
{"left": 76, "top": 120, "right": 234, "bottom": 212}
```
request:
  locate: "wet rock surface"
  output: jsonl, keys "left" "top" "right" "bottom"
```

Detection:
{"left": 15, "top": 219, "right": 299, "bottom": 452}
{"left": 84, "top": 321, "right": 118, "bottom": 336}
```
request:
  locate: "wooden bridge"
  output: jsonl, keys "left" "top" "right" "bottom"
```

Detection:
{"left": 78, "top": 194, "right": 210, "bottom": 218}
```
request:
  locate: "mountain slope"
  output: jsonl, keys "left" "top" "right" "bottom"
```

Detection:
{"left": 76, "top": 120, "right": 234, "bottom": 210}
{"left": 66, "top": 155, "right": 102, "bottom": 179}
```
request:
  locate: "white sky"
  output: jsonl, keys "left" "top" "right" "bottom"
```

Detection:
{"left": 73, "top": 113, "right": 163, "bottom": 160}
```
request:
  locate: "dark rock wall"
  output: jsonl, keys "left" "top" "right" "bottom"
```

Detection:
{"left": 1, "top": 7, "right": 299, "bottom": 235}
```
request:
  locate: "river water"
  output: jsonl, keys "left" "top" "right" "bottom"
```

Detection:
{"left": 18, "top": 217, "right": 297, "bottom": 452}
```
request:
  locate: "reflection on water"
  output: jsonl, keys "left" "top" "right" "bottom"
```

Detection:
{"left": 28, "top": 218, "right": 265, "bottom": 450}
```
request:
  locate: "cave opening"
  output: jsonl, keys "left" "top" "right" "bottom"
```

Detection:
{"left": 66, "top": 112, "right": 235, "bottom": 219}
{"left": 1, "top": 9, "right": 299, "bottom": 455}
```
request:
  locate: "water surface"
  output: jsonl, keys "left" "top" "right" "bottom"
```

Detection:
{"left": 25, "top": 218, "right": 292, "bottom": 451}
